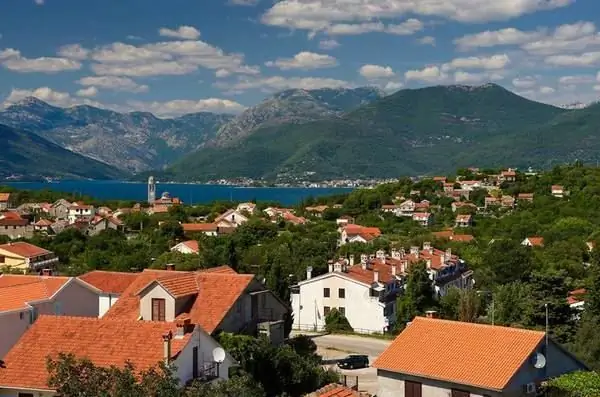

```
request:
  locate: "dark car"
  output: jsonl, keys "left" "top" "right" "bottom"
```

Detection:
{"left": 337, "top": 354, "right": 369, "bottom": 370}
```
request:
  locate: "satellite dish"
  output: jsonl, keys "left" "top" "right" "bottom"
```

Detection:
{"left": 212, "top": 347, "right": 226, "bottom": 363}
{"left": 532, "top": 352, "right": 546, "bottom": 369}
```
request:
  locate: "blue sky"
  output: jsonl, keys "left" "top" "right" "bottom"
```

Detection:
{"left": 0, "top": 0, "right": 599, "bottom": 117}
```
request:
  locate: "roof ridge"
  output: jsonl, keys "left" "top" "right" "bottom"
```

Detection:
{"left": 415, "top": 317, "right": 546, "bottom": 335}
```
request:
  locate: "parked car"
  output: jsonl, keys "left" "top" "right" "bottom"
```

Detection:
{"left": 337, "top": 354, "right": 369, "bottom": 369}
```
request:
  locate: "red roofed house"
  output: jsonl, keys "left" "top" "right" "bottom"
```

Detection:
{"left": 412, "top": 212, "right": 433, "bottom": 227}
{"left": 68, "top": 203, "right": 95, "bottom": 224}
{"left": 0, "top": 211, "right": 32, "bottom": 239}
{"left": 340, "top": 224, "right": 382, "bottom": 245}
{"left": 0, "top": 315, "right": 235, "bottom": 395}
{"left": 78, "top": 270, "right": 139, "bottom": 318}
{"left": 214, "top": 209, "right": 249, "bottom": 228}
{"left": 282, "top": 211, "right": 308, "bottom": 225}
{"left": 291, "top": 244, "right": 473, "bottom": 334}
{"left": 102, "top": 266, "right": 290, "bottom": 343}
{"left": 0, "top": 193, "right": 15, "bottom": 211}
{"left": 455, "top": 214, "right": 473, "bottom": 228}
{"left": 182, "top": 223, "right": 218, "bottom": 236}
{"left": 522, "top": 236, "right": 544, "bottom": 247}
{"left": 0, "top": 274, "right": 100, "bottom": 359}
{"left": 499, "top": 168, "right": 517, "bottom": 182}
{"left": 0, "top": 242, "right": 59, "bottom": 272}
{"left": 567, "top": 288, "right": 586, "bottom": 311}
{"left": 171, "top": 240, "right": 200, "bottom": 255}
{"left": 518, "top": 193, "right": 534, "bottom": 202}
{"left": 551, "top": 185, "right": 565, "bottom": 198}
{"left": 87, "top": 215, "right": 125, "bottom": 236}
{"left": 373, "top": 317, "right": 586, "bottom": 397}
{"left": 306, "top": 383, "right": 369, "bottom": 397}
{"left": 33, "top": 218, "right": 54, "bottom": 235}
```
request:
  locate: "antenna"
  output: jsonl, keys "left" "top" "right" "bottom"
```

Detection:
{"left": 212, "top": 347, "right": 226, "bottom": 363}
{"left": 532, "top": 352, "right": 546, "bottom": 369}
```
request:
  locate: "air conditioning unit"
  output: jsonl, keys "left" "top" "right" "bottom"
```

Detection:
{"left": 524, "top": 382, "right": 536, "bottom": 394}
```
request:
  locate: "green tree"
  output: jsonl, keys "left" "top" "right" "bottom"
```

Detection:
{"left": 185, "top": 374, "right": 265, "bottom": 397}
{"left": 546, "top": 371, "right": 600, "bottom": 397}
{"left": 396, "top": 262, "right": 435, "bottom": 328}
{"left": 324, "top": 308, "right": 353, "bottom": 333}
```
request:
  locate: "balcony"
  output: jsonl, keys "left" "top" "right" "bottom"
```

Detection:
{"left": 194, "top": 362, "right": 220, "bottom": 382}
{"left": 27, "top": 255, "right": 59, "bottom": 270}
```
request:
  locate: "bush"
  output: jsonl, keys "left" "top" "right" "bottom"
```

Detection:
{"left": 324, "top": 309, "right": 353, "bottom": 333}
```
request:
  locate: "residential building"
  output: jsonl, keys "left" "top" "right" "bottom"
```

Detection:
{"left": 381, "top": 204, "right": 402, "bottom": 217}
{"left": 499, "top": 168, "right": 517, "bottom": 182}
{"left": 460, "top": 180, "right": 482, "bottom": 191}
{"left": 78, "top": 270, "right": 139, "bottom": 318}
{"left": 97, "top": 206, "right": 113, "bottom": 217}
{"left": 415, "top": 200, "right": 430, "bottom": 212}
{"left": 0, "top": 212, "right": 32, "bottom": 239}
{"left": 171, "top": 240, "right": 200, "bottom": 255}
{"left": 236, "top": 202, "right": 257, "bottom": 215}
{"left": 153, "top": 192, "right": 182, "bottom": 207}
{"left": 522, "top": 236, "right": 544, "bottom": 247}
{"left": 443, "top": 183, "right": 455, "bottom": 193}
{"left": 567, "top": 288, "right": 586, "bottom": 311}
{"left": 33, "top": 219, "right": 54, "bottom": 235}
{"left": 87, "top": 215, "right": 125, "bottom": 236}
{"left": 0, "top": 242, "right": 59, "bottom": 272}
{"left": 148, "top": 204, "right": 170, "bottom": 215}
{"left": 398, "top": 200, "right": 416, "bottom": 216}
{"left": 518, "top": 193, "right": 534, "bottom": 202}
{"left": 339, "top": 224, "right": 382, "bottom": 245}
{"left": 305, "top": 205, "right": 329, "bottom": 217}
{"left": 455, "top": 214, "right": 473, "bottom": 228}
{"left": 432, "top": 229, "right": 474, "bottom": 243}
{"left": 501, "top": 195, "right": 516, "bottom": 208}
{"left": 432, "top": 176, "right": 447, "bottom": 184}
{"left": 374, "top": 316, "right": 587, "bottom": 397}
{"left": 102, "top": 266, "right": 289, "bottom": 341}
{"left": 214, "top": 209, "right": 248, "bottom": 228}
{"left": 412, "top": 212, "right": 432, "bottom": 227}
{"left": 551, "top": 185, "right": 565, "bottom": 198}
{"left": 291, "top": 244, "right": 473, "bottom": 333}
{"left": 281, "top": 211, "right": 307, "bottom": 225}
{"left": 484, "top": 196, "right": 499, "bottom": 208}
{"left": 336, "top": 216, "right": 354, "bottom": 227}
{"left": 49, "top": 199, "right": 71, "bottom": 220}
{"left": 182, "top": 223, "right": 218, "bottom": 236}
{"left": 68, "top": 203, "right": 95, "bottom": 224}
{"left": 0, "top": 315, "right": 235, "bottom": 395}
{"left": 0, "top": 193, "right": 14, "bottom": 211}
{"left": 0, "top": 274, "right": 99, "bottom": 358}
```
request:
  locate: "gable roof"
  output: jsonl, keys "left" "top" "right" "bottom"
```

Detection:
{"left": 0, "top": 193, "right": 11, "bottom": 202}
{"left": 139, "top": 273, "right": 200, "bottom": 299}
{"left": 0, "top": 275, "right": 71, "bottom": 312}
{"left": 0, "top": 242, "right": 52, "bottom": 258}
{"left": 182, "top": 223, "right": 218, "bottom": 232}
{"left": 305, "top": 383, "right": 367, "bottom": 397}
{"left": 0, "top": 315, "right": 192, "bottom": 391}
{"left": 373, "top": 317, "right": 547, "bottom": 391}
{"left": 78, "top": 271, "right": 139, "bottom": 294}
{"left": 214, "top": 209, "right": 247, "bottom": 223}
{"left": 103, "top": 268, "right": 254, "bottom": 333}
{"left": 525, "top": 236, "right": 544, "bottom": 247}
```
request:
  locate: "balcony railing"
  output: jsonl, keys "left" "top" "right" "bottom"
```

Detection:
{"left": 196, "top": 362, "right": 220, "bottom": 382}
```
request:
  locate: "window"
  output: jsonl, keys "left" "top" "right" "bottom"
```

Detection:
{"left": 338, "top": 288, "right": 345, "bottom": 298}
{"left": 192, "top": 346, "right": 198, "bottom": 378}
{"left": 0, "top": 255, "right": 4, "bottom": 263}
{"left": 324, "top": 306, "right": 331, "bottom": 316}
{"left": 451, "top": 390, "right": 470, "bottom": 397}
{"left": 19, "top": 312, "right": 24, "bottom": 320}
{"left": 405, "top": 381, "right": 422, "bottom": 397}
{"left": 151, "top": 298, "right": 166, "bottom": 321}
{"left": 18, "top": 393, "right": 34, "bottom": 397}
{"left": 323, "top": 288, "right": 330, "bottom": 298}
{"left": 54, "top": 301, "right": 63, "bottom": 315}
{"left": 339, "top": 307, "right": 345, "bottom": 316}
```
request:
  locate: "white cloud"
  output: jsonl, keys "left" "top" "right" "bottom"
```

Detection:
{"left": 453, "top": 71, "right": 486, "bottom": 84}
{"left": 417, "top": 36, "right": 436, "bottom": 46}
{"left": 76, "top": 87, "right": 98, "bottom": 98}
{"left": 91, "top": 42, "right": 170, "bottom": 63}
{"left": 265, "top": 51, "right": 338, "bottom": 70}
{"left": 158, "top": 26, "right": 201, "bottom": 40}
{"left": 318, "top": 39, "right": 340, "bottom": 50}
{"left": 539, "top": 86, "right": 555, "bottom": 94}
{"left": 322, "top": 19, "right": 422, "bottom": 36}
{"left": 405, "top": 66, "right": 447, "bottom": 82}
{"left": 34, "top": 0, "right": 44, "bottom": 5}
{"left": 215, "top": 69, "right": 232, "bottom": 78}
{"left": 359, "top": 64, "right": 395, "bottom": 80}
{"left": 91, "top": 61, "right": 198, "bottom": 77}
{"left": 454, "top": 28, "right": 545, "bottom": 50}
{"left": 77, "top": 76, "right": 149, "bottom": 93}
{"left": 386, "top": 19, "right": 424, "bottom": 36}
{"left": 57, "top": 44, "right": 90, "bottom": 60}
{"left": 229, "top": 0, "right": 259, "bottom": 5}
{"left": 127, "top": 98, "right": 246, "bottom": 117}
{"left": 512, "top": 76, "right": 537, "bottom": 89}
{"left": 383, "top": 81, "right": 404, "bottom": 92}
{"left": 442, "top": 54, "right": 510, "bottom": 71}
{"left": 0, "top": 48, "right": 81, "bottom": 73}
{"left": 545, "top": 51, "right": 600, "bottom": 67}
{"left": 3, "top": 87, "right": 103, "bottom": 109}
{"left": 594, "top": 85, "right": 600, "bottom": 91}
{"left": 558, "top": 75, "right": 596, "bottom": 85}
{"left": 261, "top": 0, "right": 573, "bottom": 33}
{"left": 216, "top": 76, "right": 351, "bottom": 92}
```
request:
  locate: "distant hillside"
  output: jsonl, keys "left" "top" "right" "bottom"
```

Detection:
{"left": 161, "top": 84, "right": 570, "bottom": 181}
{"left": 0, "top": 123, "right": 125, "bottom": 180}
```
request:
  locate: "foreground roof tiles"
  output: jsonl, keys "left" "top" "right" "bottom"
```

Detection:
{"left": 0, "top": 315, "right": 190, "bottom": 391}
{"left": 373, "top": 317, "right": 546, "bottom": 391}
{"left": 306, "top": 383, "right": 367, "bottom": 397}
{"left": 78, "top": 270, "right": 139, "bottom": 294}
{"left": 0, "top": 275, "right": 70, "bottom": 312}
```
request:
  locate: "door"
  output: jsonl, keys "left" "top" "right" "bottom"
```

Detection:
{"left": 405, "top": 381, "right": 422, "bottom": 397}
{"left": 192, "top": 346, "right": 198, "bottom": 378}
{"left": 251, "top": 294, "right": 258, "bottom": 320}
{"left": 151, "top": 298, "right": 166, "bottom": 321}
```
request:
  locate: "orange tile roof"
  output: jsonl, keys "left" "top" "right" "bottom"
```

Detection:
{"left": 154, "top": 273, "right": 200, "bottom": 298}
{"left": 152, "top": 204, "right": 169, "bottom": 213}
{"left": 567, "top": 288, "right": 586, "bottom": 305}
{"left": 0, "top": 275, "right": 70, "bottom": 312}
{"left": 526, "top": 236, "right": 544, "bottom": 247}
{"left": 181, "top": 240, "right": 200, "bottom": 253}
{"left": 344, "top": 260, "right": 400, "bottom": 285}
{"left": 344, "top": 224, "right": 381, "bottom": 237}
{"left": 201, "top": 265, "right": 237, "bottom": 274}
{"left": 432, "top": 230, "right": 454, "bottom": 239}
{"left": 306, "top": 383, "right": 366, "bottom": 397}
{"left": 104, "top": 268, "right": 254, "bottom": 333}
{"left": 182, "top": 223, "right": 218, "bottom": 232}
{"left": 0, "top": 315, "right": 191, "bottom": 391}
{"left": 283, "top": 211, "right": 307, "bottom": 224}
{"left": 450, "top": 234, "right": 475, "bottom": 242}
{"left": 373, "top": 317, "right": 546, "bottom": 391}
{"left": 34, "top": 218, "right": 53, "bottom": 226}
{"left": 78, "top": 271, "right": 139, "bottom": 294}
{"left": 456, "top": 214, "right": 472, "bottom": 222}
{"left": 0, "top": 193, "right": 10, "bottom": 202}
{"left": 0, "top": 242, "right": 52, "bottom": 258}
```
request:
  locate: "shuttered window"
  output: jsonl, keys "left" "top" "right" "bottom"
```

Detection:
{"left": 151, "top": 298, "right": 166, "bottom": 321}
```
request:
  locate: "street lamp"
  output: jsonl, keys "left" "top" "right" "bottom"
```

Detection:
{"left": 476, "top": 290, "right": 494, "bottom": 326}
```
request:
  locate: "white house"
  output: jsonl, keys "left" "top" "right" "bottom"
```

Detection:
{"left": 78, "top": 270, "right": 139, "bottom": 318}
{"left": 339, "top": 224, "right": 382, "bottom": 246}
{"left": 171, "top": 240, "right": 200, "bottom": 255}
{"left": 459, "top": 180, "right": 482, "bottom": 191}
{"left": 454, "top": 214, "right": 472, "bottom": 228}
{"left": 568, "top": 288, "right": 586, "bottom": 312}
{"left": 0, "top": 315, "right": 236, "bottom": 396}
{"left": 398, "top": 200, "right": 416, "bottom": 217}
{"left": 68, "top": 203, "right": 95, "bottom": 224}
{"left": 0, "top": 274, "right": 100, "bottom": 359}
{"left": 412, "top": 212, "right": 432, "bottom": 227}
{"left": 551, "top": 185, "right": 567, "bottom": 198}
{"left": 214, "top": 209, "right": 248, "bottom": 228}
{"left": 236, "top": 202, "right": 256, "bottom": 215}
{"left": 522, "top": 236, "right": 544, "bottom": 247}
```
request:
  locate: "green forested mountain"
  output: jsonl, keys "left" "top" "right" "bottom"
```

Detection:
{"left": 0, "top": 123, "right": 126, "bottom": 180}
{"left": 162, "top": 84, "right": 582, "bottom": 181}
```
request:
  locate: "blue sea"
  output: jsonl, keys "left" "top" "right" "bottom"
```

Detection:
{"left": 2, "top": 180, "right": 353, "bottom": 206}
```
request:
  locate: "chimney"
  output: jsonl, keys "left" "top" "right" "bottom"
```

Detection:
{"left": 328, "top": 261, "right": 334, "bottom": 273}
{"left": 333, "top": 261, "right": 342, "bottom": 272}
{"left": 423, "top": 241, "right": 432, "bottom": 253}
{"left": 166, "top": 263, "right": 175, "bottom": 271}
{"left": 426, "top": 259, "right": 432, "bottom": 269}
{"left": 162, "top": 332, "right": 172, "bottom": 364}
{"left": 391, "top": 248, "right": 398, "bottom": 259}
{"left": 175, "top": 318, "right": 192, "bottom": 339}
{"left": 373, "top": 271, "right": 379, "bottom": 284}
{"left": 349, "top": 254, "right": 355, "bottom": 267}
{"left": 376, "top": 250, "right": 385, "bottom": 260}
{"left": 392, "top": 265, "right": 397, "bottom": 276}
{"left": 410, "top": 246, "right": 419, "bottom": 257}
{"left": 361, "top": 254, "right": 368, "bottom": 270}
{"left": 425, "top": 310, "right": 439, "bottom": 319}
{"left": 306, "top": 266, "right": 313, "bottom": 280}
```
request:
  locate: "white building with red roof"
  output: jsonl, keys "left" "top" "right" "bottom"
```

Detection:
{"left": 67, "top": 202, "right": 95, "bottom": 224}
{"left": 171, "top": 240, "right": 200, "bottom": 255}
{"left": 0, "top": 242, "right": 59, "bottom": 272}
{"left": 339, "top": 224, "right": 382, "bottom": 246}
{"left": 412, "top": 212, "right": 433, "bottom": 227}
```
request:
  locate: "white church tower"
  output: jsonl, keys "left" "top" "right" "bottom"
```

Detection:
{"left": 147, "top": 176, "right": 156, "bottom": 204}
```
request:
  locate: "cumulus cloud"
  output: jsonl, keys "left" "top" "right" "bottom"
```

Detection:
{"left": 91, "top": 61, "right": 197, "bottom": 77}
{"left": 383, "top": 81, "right": 404, "bottom": 92}
{"left": 229, "top": 0, "right": 260, "bottom": 5}
{"left": 512, "top": 76, "right": 538, "bottom": 89}
{"left": 215, "top": 75, "right": 352, "bottom": 92}
{"left": 545, "top": 51, "right": 600, "bottom": 67}
{"left": 76, "top": 87, "right": 98, "bottom": 98}
{"left": 127, "top": 98, "right": 246, "bottom": 117}
{"left": 3, "top": 87, "right": 103, "bottom": 109}
{"left": 359, "top": 64, "right": 395, "bottom": 80}
{"left": 322, "top": 19, "right": 423, "bottom": 36}
{"left": 215, "top": 69, "right": 232, "bottom": 78}
{"left": 158, "top": 26, "right": 201, "bottom": 40}
{"left": 558, "top": 75, "right": 597, "bottom": 85}
{"left": 0, "top": 48, "right": 81, "bottom": 73}
{"left": 77, "top": 76, "right": 149, "bottom": 93}
{"left": 265, "top": 51, "right": 338, "bottom": 70}
{"left": 442, "top": 54, "right": 510, "bottom": 71}
{"left": 386, "top": 19, "right": 425, "bottom": 35}
{"left": 57, "top": 44, "right": 90, "bottom": 60}
{"left": 404, "top": 66, "right": 447, "bottom": 82}
{"left": 318, "top": 39, "right": 340, "bottom": 50}
{"left": 417, "top": 36, "right": 436, "bottom": 46}
{"left": 539, "top": 86, "right": 555, "bottom": 94}
{"left": 454, "top": 27, "right": 546, "bottom": 51}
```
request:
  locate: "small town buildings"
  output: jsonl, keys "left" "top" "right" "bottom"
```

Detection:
{"left": 398, "top": 200, "right": 416, "bottom": 216}
{"left": 49, "top": 199, "right": 71, "bottom": 220}
{"left": 0, "top": 315, "right": 235, "bottom": 395}
{"left": 381, "top": 204, "right": 402, "bottom": 216}
{"left": 96, "top": 206, "right": 113, "bottom": 217}
{"left": 455, "top": 214, "right": 472, "bottom": 228}
{"left": 215, "top": 209, "right": 249, "bottom": 228}
{"left": 0, "top": 211, "right": 32, "bottom": 239}
{"left": 236, "top": 202, "right": 257, "bottom": 214}
{"left": 501, "top": 195, "right": 516, "bottom": 208}
{"left": 0, "top": 274, "right": 100, "bottom": 358}
{"left": 87, "top": 215, "right": 125, "bottom": 236}
{"left": 551, "top": 185, "right": 565, "bottom": 198}
{"left": 499, "top": 168, "right": 517, "bottom": 182}
{"left": 182, "top": 223, "right": 218, "bottom": 236}
{"left": 78, "top": 270, "right": 140, "bottom": 318}
{"left": 459, "top": 180, "right": 482, "bottom": 191}
{"left": 336, "top": 216, "right": 354, "bottom": 227}
{"left": 518, "top": 193, "right": 534, "bottom": 202}
{"left": 153, "top": 192, "right": 182, "bottom": 207}
{"left": 68, "top": 202, "right": 95, "bottom": 224}
{"left": 374, "top": 316, "right": 587, "bottom": 397}
{"left": 522, "top": 236, "right": 544, "bottom": 247}
{"left": 0, "top": 242, "right": 59, "bottom": 272}
{"left": 412, "top": 212, "right": 432, "bottom": 227}
{"left": 567, "top": 288, "right": 586, "bottom": 311}
{"left": 339, "top": 224, "right": 382, "bottom": 245}
{"left": 282, "top": 211, "right": 307, "bottom": 225}
{"left": 0, "top": 193, "right": 15, "bottom": 211}
{"left": 432, "top": 229, "right": 475, "bottom": 243}
{"left": 432, "top": 176, "right": 447, "bottom": 184}
{"left": 305, "top": 205, "right": 329, "bottom": 217}
{"left": 171, "top": 240, "right": 200, "bottom": 255}
{"left": 306, "top": 383, "right": 369, "bottom": 397}
{"left": 484, "top": 196, "right": 499, "bottom": 208}
{"left": 33, "top": 218, "right": 54, "bottom": 235}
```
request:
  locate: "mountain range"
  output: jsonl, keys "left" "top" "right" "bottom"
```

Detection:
{"left": 1, "top": 84, "right": 599, "bottom": 181}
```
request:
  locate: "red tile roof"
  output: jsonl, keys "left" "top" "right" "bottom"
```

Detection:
{"left": 456, "top": 214, "right": 472, "bottom": 222}
{"left": 104, "top": 268, "right": 254, "bottom": 333}
{"left": 150, "top": 273, "right": 200, "bottom": 299}
{"left": 567, "top": 288, "right": 586, "bottom": 305}
{"left": 78, "top": 271, "right": 139, "bottom": 294}
{"left": 182, "top": 223, "right": 218, "bottom": 232}
{"left": 306, "top": 383, "right": 366, "bottom": 397}
{"left": 0, "top": 193, "right": 11, "bottom": 202}
{"left": 0, "top": 242, "right": 52, "bottom": 258}
{"left": 181, "top": 240, "right": 200, "bottom": 253}
{"left": 344, "top": 224, "right": 381, "bottom": 238}
{"left": 0, "top": 275, "right": 70, "bottom": 312}
{"left": 0, "top": 315, "right": 191, "bottom": 391}
{"left": 525, "top": 236, "right": 544, "bottom": 247}
{"left": 373, "top": 317, "right": 546, "bottom": 391}
{"left": 34, "top": 219, "right": 53, "bottom": 227}
{"left": 432, "top": 229, "right": 454, "bottom": 239}
{"left": 450, "top": 234, "right": 475, "bottom": 242}
{"left": 283, "top": 211, "right": 307, "bottom": 225}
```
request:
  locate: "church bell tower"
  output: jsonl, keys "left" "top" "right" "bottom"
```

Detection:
{"left": 148, "top": 176, "right": 156, "bottom": 204}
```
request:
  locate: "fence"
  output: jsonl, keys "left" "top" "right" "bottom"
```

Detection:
{"left": 292, "top": 323, "right": 392, "bottom": 337}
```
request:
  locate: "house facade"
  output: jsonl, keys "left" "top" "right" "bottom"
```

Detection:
{"left": 49, "top": 199, "right": 71, "bottom": 220}
{"left": 0, "top": 193, "right": 15, "bottom": 211}
{"left": 0, "top": 274, "right": 100, "bottom": 359}
{"left": 0, "top": 212, "right": 32, "bottom": 239}
{"left": 171, "top": 240, "right": 200, "bottom": 255}
{"left": 68, "top": 203, "right": 95, "bottom": 224}
{"left": 214, "top": 209, "right": 248, "bottom": 228}
{"left": 339, "top": 225, "right": 382, "bottom": 246}
{"left": 78, "top": 270, "right": 139, "bottom": 318}
{"left": 374, "top": 317, "right": 587, "bottom": 397}
{"left": 412, "top": 212, "right": 432, "bottom": 227}
{"left": 0, "top": 242, "right": 59, "bottom": 272}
